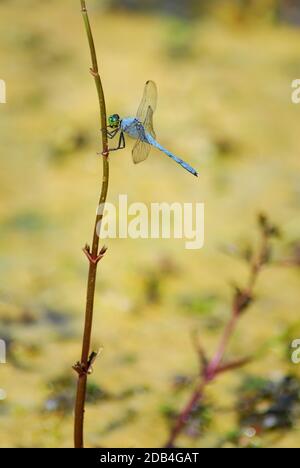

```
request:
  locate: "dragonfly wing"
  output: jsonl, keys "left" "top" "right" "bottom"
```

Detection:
{"left": 143, "top": 105, "right": 156, "bottom": 139}
{"left": 132, "top": 139, "right": 151, "bottom": 164}
{"left": 136, "top": 80, "right": 158, "bottom": 124}
{"left": 132, "top": 121, "right": 151, "bottom": 164}
{"left": 132, "top": 81, "right": 157, "bottom": 165}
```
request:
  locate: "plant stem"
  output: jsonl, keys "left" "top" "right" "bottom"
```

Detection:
{"left": 165, "top": 225, "right": 272, "bottom": 448}
{"left": 74, "top": 0, "right": 110, "bottom": 449}
{"left": 165, "top": 317, "right": 237, "bottom": 447}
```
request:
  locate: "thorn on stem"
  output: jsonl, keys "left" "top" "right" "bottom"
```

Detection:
{"left": 101, "top": 149, "right": 109, "bottom": 157}
{"left": 258, "top": 213, "right": 281, "bottom": 239}
{"left": 72, "top": 361, "right": 88, "bottom": 377}
{"left": 72, "top": 349, "right": 103, "bottom": 377}
{"left": 83, "top": 245, "right": 108, "bottom": 265}
{"left": 191, "top": 330, "right": 209, "bottom": 373}
{"left": 90, "top": 68, "right": 98, "bottom": 77}
{"left": 233, "top": 287, "right": 253, "bottom": 315}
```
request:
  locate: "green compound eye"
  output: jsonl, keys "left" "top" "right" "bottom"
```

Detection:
{"left": 108, "top": 114, "right": 120, "bottom": 128}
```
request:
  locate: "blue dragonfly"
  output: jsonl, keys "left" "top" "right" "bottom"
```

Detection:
{"left": 106, "top": 81, "right": 198, "bottom": 177}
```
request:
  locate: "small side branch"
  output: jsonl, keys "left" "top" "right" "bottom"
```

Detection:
{"left": 165, "top": 214, "right": 280, "bottom": 448}
{"left": 83, "top": 244, "right": 108, "bottom": 265}
{"left": 73, "top": 350, "right": 102, "bottom": 377}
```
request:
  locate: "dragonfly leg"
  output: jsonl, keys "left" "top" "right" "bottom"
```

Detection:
{"left": 105, "top": 128, "right": 120, "bottom": 139}
{"left": 109, "top": 132, "right": 126, "bottom": 152}
{"left": 98, "top": 128, "right": 120, "bottom": 156}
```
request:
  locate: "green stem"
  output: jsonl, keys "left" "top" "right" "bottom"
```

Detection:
{"left": 74, "top": 0, "right": 110, "bottom": 449}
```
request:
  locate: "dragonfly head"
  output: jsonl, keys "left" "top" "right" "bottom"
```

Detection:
{"left": 108, "top": 114, "right": 120, "bottom": 129}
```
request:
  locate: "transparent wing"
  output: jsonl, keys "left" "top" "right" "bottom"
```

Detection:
{"left": 136, "top": 80, "right": 158, "bottom": 126}
{"left": 143, "top": 105, "right": 156, "bottom": 139}
{"left": 132, "top": 81, "right": 157, "bottom": 164}
{"left": 132, "top": 139, "right": 152, "bottom": 164}
{"left": 132, "top": 120, "right": 151, "bottom": 164}
{"left": 132, "top": 81, "right": 158, "bottom": 165}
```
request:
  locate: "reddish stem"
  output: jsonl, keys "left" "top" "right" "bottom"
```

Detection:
{"left": 74, "top": 0, "right": 110, "bottom": 449}
{"left": 165, "top": 225, "right": 272, "bottom": 447}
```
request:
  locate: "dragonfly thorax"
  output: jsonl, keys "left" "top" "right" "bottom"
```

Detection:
{"left": 121, "top": 117, "right": 146, "bottom": 141}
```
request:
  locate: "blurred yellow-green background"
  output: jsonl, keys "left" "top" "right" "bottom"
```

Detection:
{"left": 0, "top": 0, "right": 300, "bottom": 448}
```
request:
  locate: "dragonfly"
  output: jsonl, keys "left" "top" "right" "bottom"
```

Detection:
{"left": 106, "top": 80, "right": 198, "bottom": 177}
